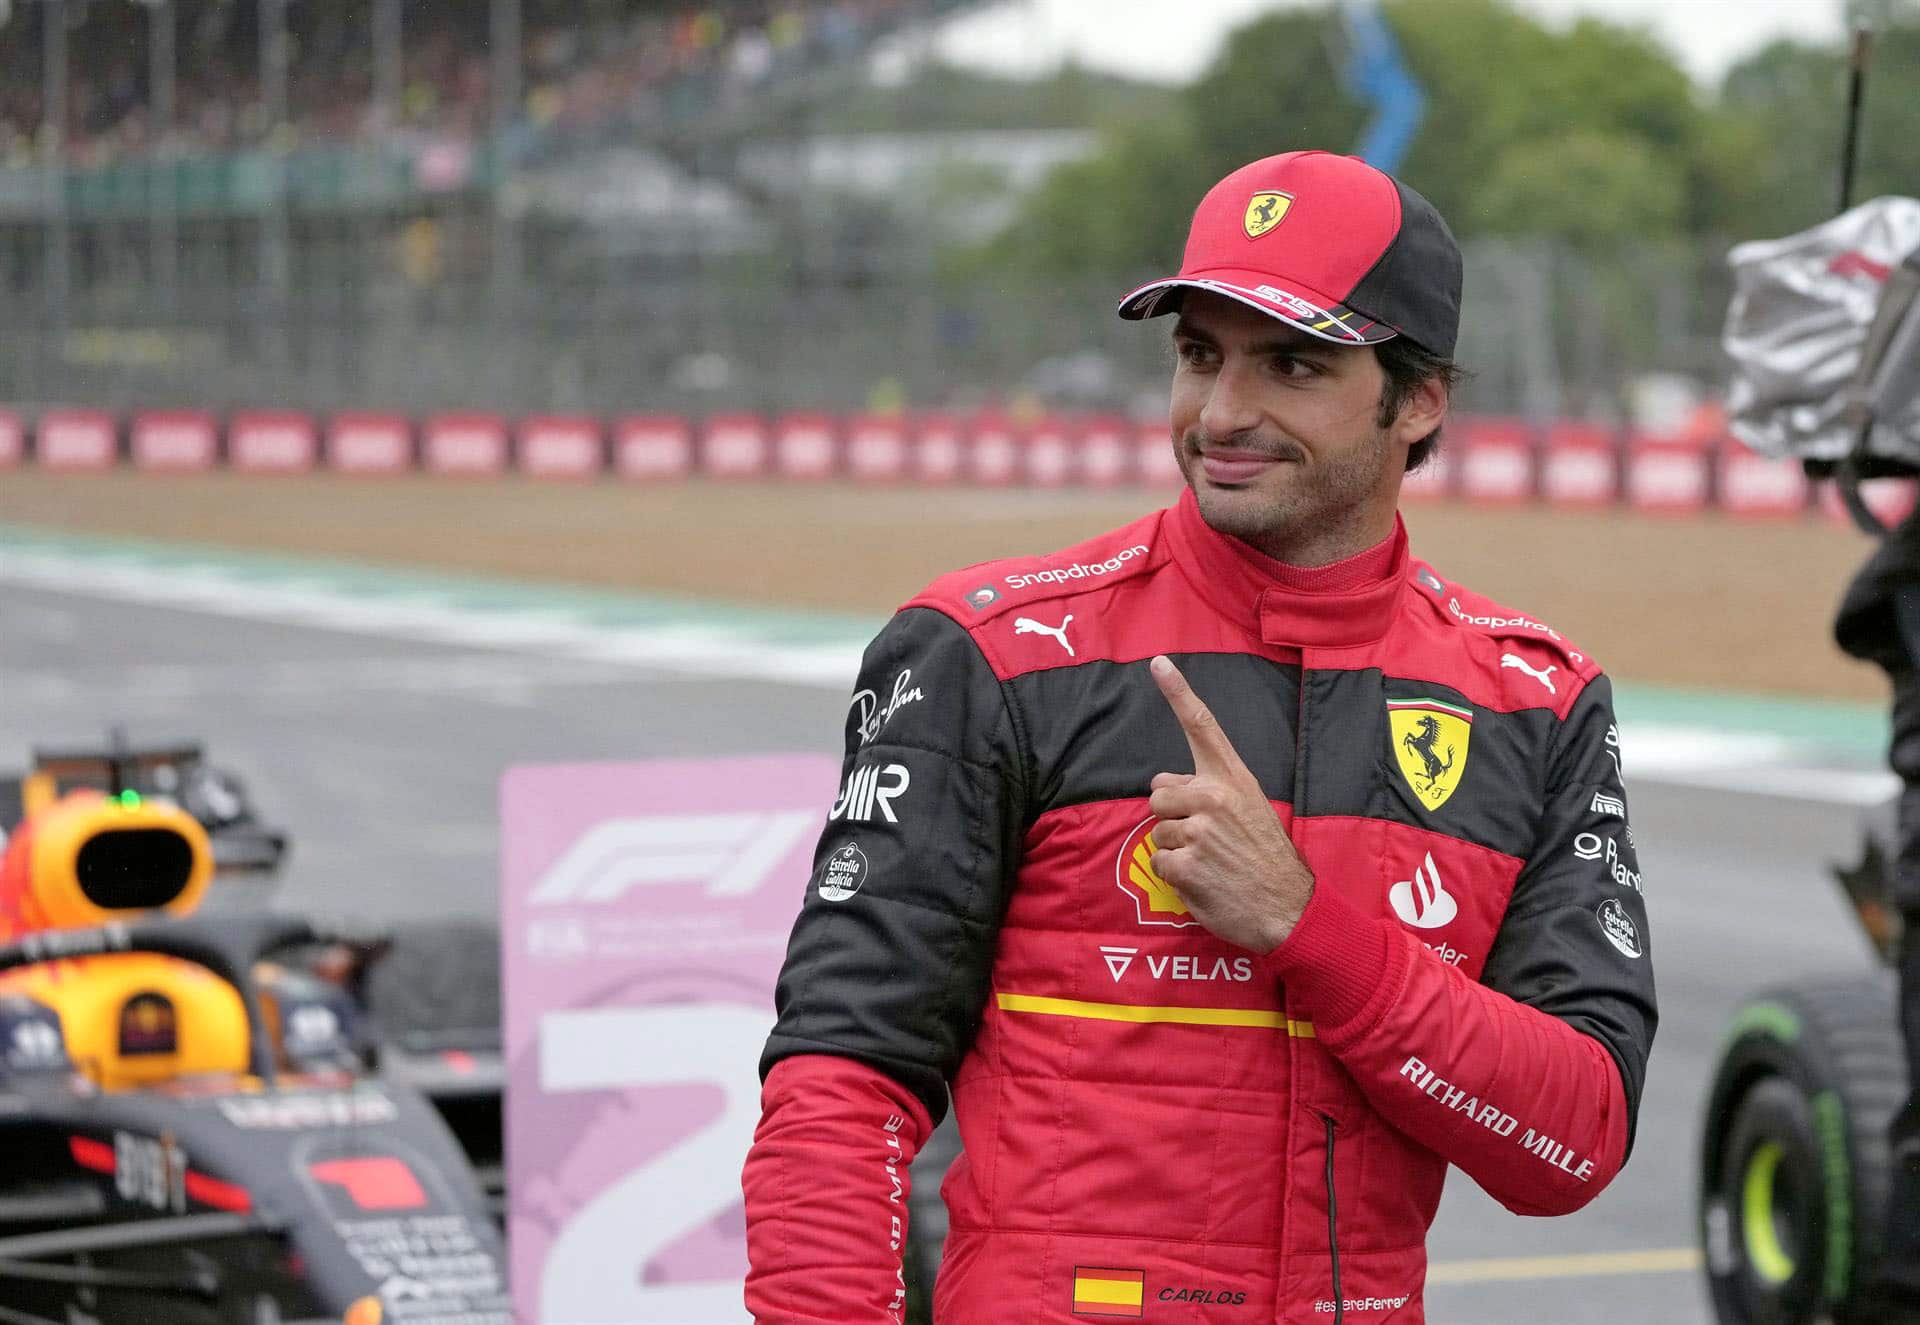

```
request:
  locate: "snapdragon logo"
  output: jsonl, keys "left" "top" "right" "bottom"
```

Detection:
{"left": 1004, "top": 544, "right": 1149, "bottom": 590}
{"left": 1448, "top": 597, "right": 1563, "bottom": 641}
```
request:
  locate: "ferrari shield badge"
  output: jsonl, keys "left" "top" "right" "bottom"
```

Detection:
{"left": 1243, "top": 191, "right": 1292, "bottom": 239}
{"left": 1388, "top": 698, "right": 1472, "bottom": 811}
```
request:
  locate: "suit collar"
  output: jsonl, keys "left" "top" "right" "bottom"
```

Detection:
{"left": 1164, "top": 487, "right": 1408, "bottom": 649}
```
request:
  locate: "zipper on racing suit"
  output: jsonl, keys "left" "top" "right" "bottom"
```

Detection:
{"left": 1319, "top": 1111, "right": 1343, "bottom": 1325}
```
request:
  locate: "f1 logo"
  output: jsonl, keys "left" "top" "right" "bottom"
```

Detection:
{"left": 528, "top": 811, "right": 817, "bottom": 906}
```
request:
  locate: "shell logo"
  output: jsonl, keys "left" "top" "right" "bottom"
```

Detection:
{"left": 1113, "top": 816, "right": 1197, "bottom": 928}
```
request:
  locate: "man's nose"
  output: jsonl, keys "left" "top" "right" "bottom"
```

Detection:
{"left": 1197, "top": 360, "right": 1264, "bottom": 441}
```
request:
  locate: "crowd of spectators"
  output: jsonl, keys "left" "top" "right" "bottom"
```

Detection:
{"left": 0, "top": 0, "right": 960, "bottom": 170}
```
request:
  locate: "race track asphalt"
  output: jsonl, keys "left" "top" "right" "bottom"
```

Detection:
{"left": 0, "top": 579, "right": 1893, "bottom": 1325}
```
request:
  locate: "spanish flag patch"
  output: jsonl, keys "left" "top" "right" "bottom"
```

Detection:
{"left": 1072, "top": 1267, "right": 1145, "bottom": 1318}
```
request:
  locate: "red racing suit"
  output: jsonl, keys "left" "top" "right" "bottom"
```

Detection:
{"left": 743, "top": 489, "right": 1657, "bottom": 1323}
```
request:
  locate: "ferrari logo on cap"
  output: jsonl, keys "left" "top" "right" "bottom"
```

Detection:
{"left": 1243, "top": 191, "right": 1293, "bottom": 239}
{"left": 1388, "top": 698, "right": 1473, "bottom": 811}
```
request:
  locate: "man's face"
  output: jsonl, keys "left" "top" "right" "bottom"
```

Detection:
{"left": 1168, "top": 291, "right": 1428, "bottom": 555}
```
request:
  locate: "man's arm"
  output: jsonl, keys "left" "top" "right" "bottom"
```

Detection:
{"left": 742, "top": 606, "right": 1026, "bottom": 1324}
{"left": 1275, "top": 674, "right": 1658, "bottom": 1215}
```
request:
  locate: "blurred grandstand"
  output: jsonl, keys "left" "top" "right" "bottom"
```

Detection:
{"left": 0, "top": 0, "right": 1736, "bottom": 433}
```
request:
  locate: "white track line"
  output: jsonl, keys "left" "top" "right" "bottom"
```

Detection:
{"left": 2, "top": 545, "right": 1896, "bottom": 801}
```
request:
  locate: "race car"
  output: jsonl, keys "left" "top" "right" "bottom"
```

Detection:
{"left": 0, "top": 733, "right": 290, "bottom": 881}
{"left": 0, "top": 738, "right": 510, "bottom": 1324}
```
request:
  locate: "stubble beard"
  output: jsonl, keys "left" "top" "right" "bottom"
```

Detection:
{"left": 1180, "top": 424, "right": 1396, "bottom": 562}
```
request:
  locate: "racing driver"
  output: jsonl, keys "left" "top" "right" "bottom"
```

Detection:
{"left": 742, "top": 150, "right": 1658, "bottom": 1323}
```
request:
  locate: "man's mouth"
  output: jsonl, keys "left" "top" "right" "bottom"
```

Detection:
{"left": 1198, "top": 447, "right": 1294, "bottom": 485}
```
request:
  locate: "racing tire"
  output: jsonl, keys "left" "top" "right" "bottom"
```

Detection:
{"left": 1699, "top": 975, "right": 1907, "bottom": 1325}
{"left": 359, "top": 919, "right": 503, "bottom": 1053}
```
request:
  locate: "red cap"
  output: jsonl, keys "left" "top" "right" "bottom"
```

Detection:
{"left": 1117, "top": 150, "right": 1461, "bottom": 358}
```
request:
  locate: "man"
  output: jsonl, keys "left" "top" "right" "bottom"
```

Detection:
{"left": 743, "top": 150, "right": 1658, "bottom": 1324}
{"left": 1833, "top": 515, "right": 1920, "bottom": 1320}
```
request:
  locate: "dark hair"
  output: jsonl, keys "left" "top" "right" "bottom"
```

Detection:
{"left": 1375, "top": 337, "right": 1464, "bottom": 473}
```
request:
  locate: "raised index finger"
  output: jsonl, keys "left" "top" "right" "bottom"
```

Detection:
{"left": 1150, "top": 655, "right": 1244, "bottom": 777}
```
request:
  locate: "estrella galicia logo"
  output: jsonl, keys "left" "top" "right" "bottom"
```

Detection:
{"left": 965, "top": 584, "right": 1000, "bottom": 611}
{"left": 817, "top": 842, "right": 869, "bottom": 902}
{"left": 1597, "top": 898, "right": 1642, "bottom": 959}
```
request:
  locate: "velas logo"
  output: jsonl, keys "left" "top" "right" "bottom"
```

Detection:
{"left": 1114, "top": 817, "right": 1197, "bottom": 927}
{"left": 1243, "top": 191, "right": 1292, "bottom": 239}
{"left": 1388, "top": 698, "right": 1472, "bottom": 811}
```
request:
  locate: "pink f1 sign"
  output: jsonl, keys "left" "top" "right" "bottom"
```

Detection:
{"left": 501, "top": 755, "right": 839, "bottom": 1325}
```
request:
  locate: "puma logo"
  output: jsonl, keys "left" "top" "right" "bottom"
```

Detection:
{"left": 1014, "top": 614, "right": 1075, "bottom": 657}
{"left": 1501, "top": 653, "right": 1557, "bottom": 694}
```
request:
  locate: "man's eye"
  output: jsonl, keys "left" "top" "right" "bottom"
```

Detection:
{"left": 1273, "top": 355, "right": 1318, "bottom": 379}
{"left": 1177, "top": 342, "right": 1216, "bottom": 367}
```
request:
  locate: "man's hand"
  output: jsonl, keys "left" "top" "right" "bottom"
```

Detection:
{"left": 1147, "top": 654, "right": 1314, "bottom": 953}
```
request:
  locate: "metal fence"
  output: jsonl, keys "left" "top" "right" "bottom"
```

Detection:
{"left": 0, "top": 156, "right": 1740, "bottom": 429}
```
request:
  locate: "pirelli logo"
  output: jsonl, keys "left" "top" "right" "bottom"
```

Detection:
{"left": 1073, "top": 1267, "right": 1145, "bottom": 1317}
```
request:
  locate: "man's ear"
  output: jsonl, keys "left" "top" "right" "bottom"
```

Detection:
{"left": 1392, "top": 372, "right": 1449, "bottom": 447}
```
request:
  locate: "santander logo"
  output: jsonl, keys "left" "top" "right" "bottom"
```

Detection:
{"left": 1388, "top": 853, "right": 1457, "bottom": 929}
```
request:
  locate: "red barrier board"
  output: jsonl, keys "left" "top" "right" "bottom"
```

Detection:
{"left": 613, "top": 416, "right": 693, "bottom": 480}
{"left": 1080, "top": 416, "right": 1131, "bottom": 488}
{"left": 1821, "top": 479, "right": 1917, "bottom": 527}
{"left": 1540, "top": 423, "right": 1619, "bottom": 507}
{"left": 131, "top": 410, "right": 218, "bottom": 472}
{"left": 702, "top": 413, "right": 768, "bottom": 479}
{"left": 847, "top": 414, "right": 909, "bottom": 482}
{"left": 969, "top": 414, "right": 1022, "bottom": 486}
{"left": 1134, "top": 419, "right": 1181, "bottom": 487}
{"left": 773, "top": 413, "right": 836, "bottom": 481}
{"left": 424, "top": 413, "right": 510, "bottom": 476}
{"left": 327, "top": 413, "right": 413, "bottom": 474}
{"left": 230, "top": 411, "right": 319, "bottom": 473}
{"left": 0, "top": 411, "right": 21, "bottom": 468}
{"left": 37, "top": 409, "right": 116, "bottom": 471}
{"left": 1625, "top": 436, "right": 1712, "bottom": 513}
{"left": 1026, "top": 416, "right": 1079, "bottom": 488}
{"left": 1717, "top": 448, "right": 1808, "bottom": 517}
{"left": 910, "top": 414, "right": 964, "bottom": 484}
{"left": 520, "top": 415, "right": 605, "bottom": 480}
{"left": 1457, "top": 417, "right": 1534, "bottom": 504}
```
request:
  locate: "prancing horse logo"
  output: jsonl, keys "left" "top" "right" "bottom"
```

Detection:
{"left": 1243, "top": 191, "right": 1294, "bottom": 239}
{"left": 1387, "top": 698, "right": 1473, "bottom": 811}
{"left": 1403, "top": 717, "right": 1454, "bottom": 788}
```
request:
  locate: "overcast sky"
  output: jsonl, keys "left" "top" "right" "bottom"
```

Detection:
{"left": 929, "top": 0, "right": 1847, "bottom": 88}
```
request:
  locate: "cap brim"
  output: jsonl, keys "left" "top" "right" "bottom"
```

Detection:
{"left": 1115, "top": 275, "right": 1397, "bottom": 347}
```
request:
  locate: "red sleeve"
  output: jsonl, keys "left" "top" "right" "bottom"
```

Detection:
{"left": 742, "top": 1053, "right": 933, "bottom": 1324}
{"left": 1274, "top": 884, "right": 1629, "bottom": 1216}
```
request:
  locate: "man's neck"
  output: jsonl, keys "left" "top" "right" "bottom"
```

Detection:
{"left": 1237, "top": 509, "right": 1399, "bottom": 570}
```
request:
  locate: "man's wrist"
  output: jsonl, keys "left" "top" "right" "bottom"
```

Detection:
{"left": 1260, "top": 872, "right": 1314, "bottom": 952}
{"left": 1271, "top": 881, "right": 1397, "bottom": 1037}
